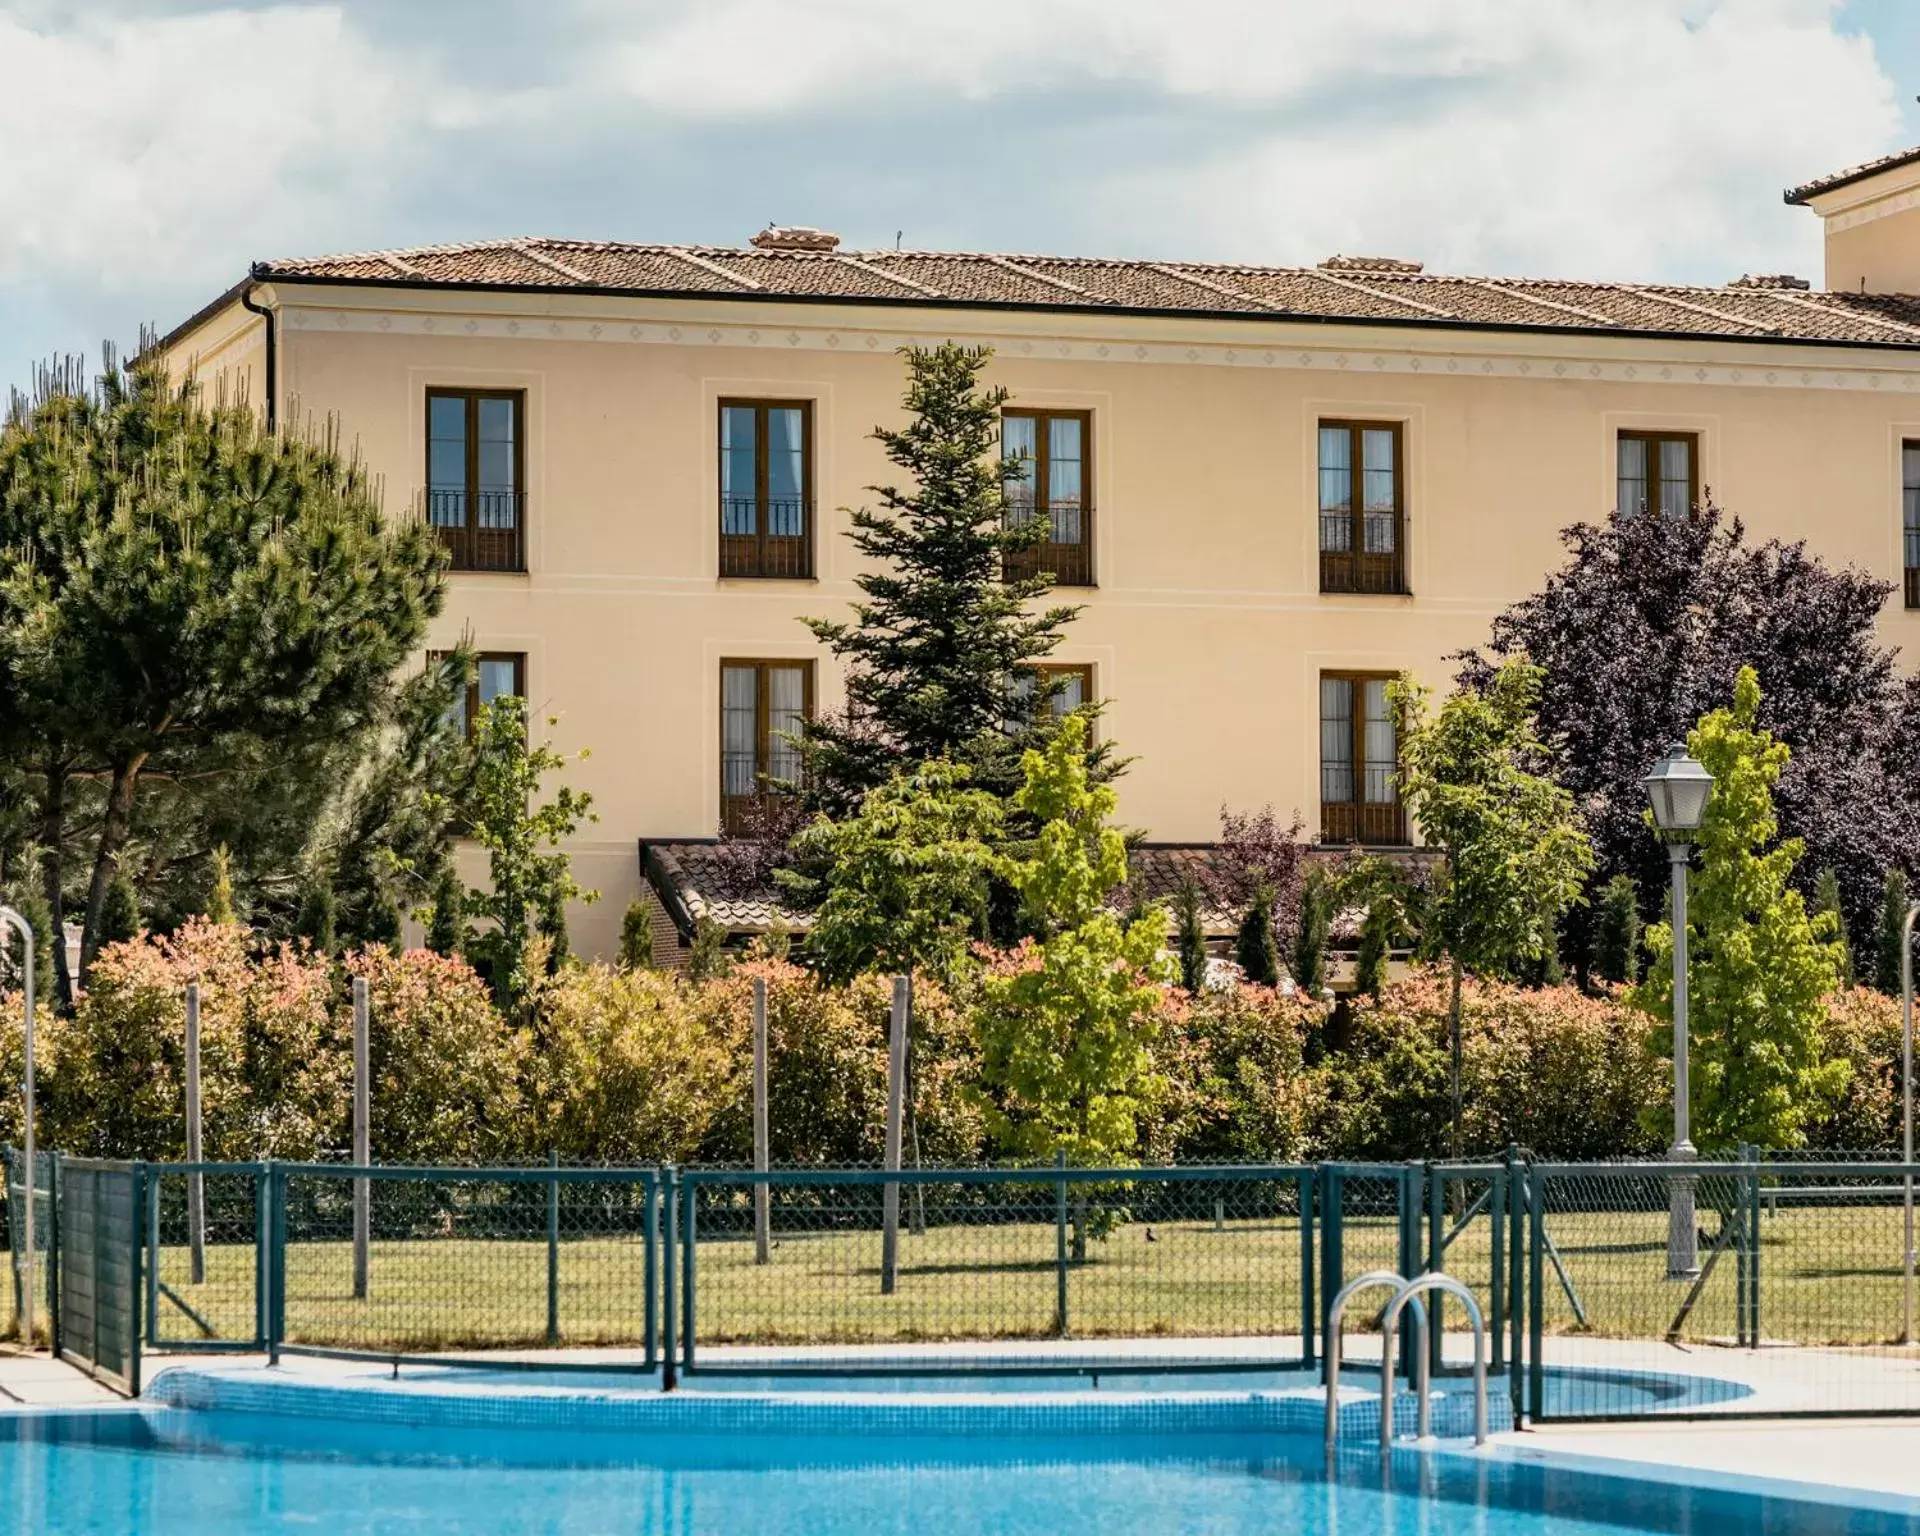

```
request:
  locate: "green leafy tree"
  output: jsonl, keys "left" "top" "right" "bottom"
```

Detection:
{"left": 975, "top": 716, "right": 1173, "bottom": 1208}
{"left": 783, "top": 758, "right": 1005, "bottom": 987}
{"left": 1234, "top": 883, "right": 1280, "bottom": 986}
{"left": 464, "top": 695, "right": 597, "bottom": 1014}
{"left": 1812, "top": 867, "right": 1853, "bottom": 988}
{"left": 0, "top": 350, "right": 444, "bottom": 995}
{"left": 1291, "top": 869, "right": 1333, "bottom": 997}
{"left": 800, "top": 342, "right": 1085, "bottom": 811}
{"left": 1633, "top": 667, "right": 1848, "bottom": 1150}
{"left": 1173, "top": 872, "right": 1208, "bottom": 994}
{"left": 1594, "top": 874, "right": 1643, "bottom": 987}
{"left": 687, "top": 916, "right": 731, "bottom": 982}
{"left": 96, "top": 872, "right": 140, "bottom": 947}
{"left": 1876, "top": 868, "right": 1912, "bottom": 997}
{"left": 1341, "top": 855, "right": 1414, "bottom": 1001}
{"left": 1393, "top": 661, "right": 1594, "bottom": 1153}
{"left": 616, "top": 898, "right": 653, "bottom": 971}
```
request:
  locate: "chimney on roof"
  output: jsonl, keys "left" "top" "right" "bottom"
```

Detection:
{"left": 749, "top": 225, "right": 840, "bottom": 252}
{"left": 1318, "top": 254, "right": 1423, "bottom": 274}
{"left": 1726, "top": 273, "right": 1810, "bottom": 291}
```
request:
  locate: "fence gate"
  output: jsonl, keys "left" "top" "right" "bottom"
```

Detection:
{"left": 56, "top": 1159, "right": 144, "bottom": 1395}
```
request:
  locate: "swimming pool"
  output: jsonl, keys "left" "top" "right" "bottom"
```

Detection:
{"left": 2, "top": 1399, "right": 1913, "bottom": 1536}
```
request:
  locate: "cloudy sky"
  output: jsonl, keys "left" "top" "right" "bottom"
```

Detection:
{"left": 1, "top": 0, "right": 1916, "bottom": 377}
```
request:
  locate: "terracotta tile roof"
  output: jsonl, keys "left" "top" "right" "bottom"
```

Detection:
{"left": 1786, "top": 145, "right": 1920, "bottom": 205}
{"left": 248, "top": 236, "right": 1920, "bottom": 348}
{"left": 640, "top": 838, "right": 1401, "bottom": 947}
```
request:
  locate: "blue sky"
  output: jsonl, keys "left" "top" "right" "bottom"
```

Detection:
{"left": 0, "top": 1, "right": 1914, "bottom": 382}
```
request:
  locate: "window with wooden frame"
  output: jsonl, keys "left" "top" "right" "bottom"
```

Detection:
{"left": 1904, "top": 440, "right": 1920, "bottom": 609}
{"left": 720, "top": 660, "right": 814, "bottom": 834}
{"left": 1319, "top": 671, "right": 1407, "bottom": 846}
{"left": 1008, "top": 662, "right": 1095, "bottom": 730}
{"left": 431, "top": 650, "right": 526, "bottom": 739}
{"left": 1318, "top": 420, "right": 1406, "bottom": 595}
{"left": 1003, "top": 408, "right": 1095, "bottom": 587}
{"left": 719, "top": 400, "right": 814, "bottom": 579}
{"left": 426, "top": 389, "right": 526, "bottom": 572}
{"left": 1616, "top": 430, "right": 1698, "bottom": 521}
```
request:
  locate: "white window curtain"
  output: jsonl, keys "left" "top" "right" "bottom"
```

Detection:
{"left": 722, "top": 666, "right": 758, "bottom": 797}
{"left": 767, "top": 408, "right": 805, "bottom": 537}
{"left": 1048, "top": 416, "right": 1083, "bottom": 544}
{"left": 721, "top": 406, "right": 757, "bottom": 536}
{"left": 1320, "top": 677, "right": 1354, "bottom": 804}
{"left": 766, "top": 666, "right": 806, "bottom": 784}
{"left": 1362, "top": 680, "right": 1396, "bottom": 804}
{"left": 1616, "top": 437, "right": 1648, "bottom": 516}
{"left": 1318, "top": 426, "right": 1352, "bottom": 552}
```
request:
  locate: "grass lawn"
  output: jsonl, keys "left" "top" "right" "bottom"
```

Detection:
{"left": 138, "top": 1201, "right": 1920, "bottom": 1355}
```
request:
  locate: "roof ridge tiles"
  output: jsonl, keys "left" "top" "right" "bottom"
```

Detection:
{"left": 978, "top": 252, "right": 1110, "bottom": 300}
{"left": 834, "top": 254, "right": 947, "bottom": 298}
{"left": 508, "top": 239, "right": 593, "bottom": 284}
{"left": 1453, "top": 276, "right": 1618, "bottom": 326}
{"left": 660, "top": 246, "right": 763, "bottom": 291}
{"left": 1140, "top": 262, "right": 1283, "bottom": 311}
{"left": 1301, "top": 265, "right": 1457, "bottom": 319}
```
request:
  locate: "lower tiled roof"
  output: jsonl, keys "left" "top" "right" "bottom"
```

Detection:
{"left": 248, "top": 238, "right": 1920, "bottom": 350}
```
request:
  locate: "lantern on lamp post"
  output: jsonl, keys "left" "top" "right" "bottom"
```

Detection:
{"left": 1643, "top": 743, "right": 1715, "bottom": 1278}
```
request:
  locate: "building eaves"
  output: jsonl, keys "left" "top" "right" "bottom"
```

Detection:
{"left": 1786, "top": 144, "right": 1920, "bottom": 205}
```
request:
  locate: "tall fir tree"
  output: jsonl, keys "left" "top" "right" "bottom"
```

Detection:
{"left": 1811, "top": 867, "right": 1853, "bottom": 988}
{"left": 426, "top": 862, "right": 466, "bottom": 958}
{"left": 293, "top": 879, "right": 336, "bottom": 956}
{"left": 1292, "top": 870, "right": 1332, "bottom": 997}
{"left": 1594, "top": 873, "right": 1643, "bottom": 986}
{"left": 206, "top": 845, "right": 238, "bottom": 924}
{"left": 617, "top": 898, "right": 653, "bottom": 971}
{"left": 800, "top": 343, "right": 1085, "bottom": 811}
{"left": 0, "top": 877, "right": 57, "bottom": 1003}
{"left": 1173, "top": 871, "right": 1209, "bottom": 993}
{"left": 1234, "top": 883, "right": 1280, "bottom": 986}
{"left": 96, "top": 872, "right": 140, "bottom": 946}
{"left": 1877, "top": 868, "right": 1912, "bottom": 997}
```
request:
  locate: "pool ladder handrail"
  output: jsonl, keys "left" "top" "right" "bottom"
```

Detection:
{"left": 1323, "top": 1270, "right": 1427, "bottom": 1452}
{"left": 1323, "top": 1269, "right": 1489, "bottom": 1451}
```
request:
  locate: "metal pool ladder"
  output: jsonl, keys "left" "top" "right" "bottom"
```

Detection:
{"left": 1324, "top": 1269, "right": 1489, "bottom": 1451}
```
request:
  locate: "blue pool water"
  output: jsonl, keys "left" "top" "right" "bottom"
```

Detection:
{"left": 1, "top": 1406, "right": 1913, "bottom": 1536}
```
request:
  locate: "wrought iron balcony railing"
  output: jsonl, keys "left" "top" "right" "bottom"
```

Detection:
{"left": 720, "top": 498, "right": 813, "bottom": 579}
{"left": 428, "top": 489, "right": 526, "bottom": 573}
{"left": 1004, "top": 503, "right": 1095, "bottom": 588}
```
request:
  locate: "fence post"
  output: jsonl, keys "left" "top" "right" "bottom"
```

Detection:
{"left": 546, "top": 1149, "right": 561, "bottom": 1347}
{"left": 1299, "top": 1169, "right": 1316, "bottom": 1370}
{"left": 254, "top": 1163, "right": 270, "bottom": 1351}
{"left": 1317, "top": 1164, "right": 1342, "bottom": 1381}
{"left": 268, "top": 1163, "right": 286, "bottom": 1366}
{"left": 1506, "top": 1146, "right": 1523, "bottom": 1418}
{"left": 129, "top": 1164, "right": 145, "bottom": 1397}
{"left": 1398, "top": 1163, "right": 1421, "bottom": 1382}
{"left": 1426, "top": 1164, "right": 1445, "bottom": 1379}
{"left": 1747, "top": 1149, "right": 1762, "bottom": 1349}
{"left": 1053, "top": 1149, "right": 1069, "bottom": 1338}
{"left": 880, "top": 975, "right": 908, "bottom": 1296}
{"left": 661, "top": 1167, "right": 678, "bottom": 1391}
{"left": 185, "top": 982, "right": 206, "bottom": 1285}
{"left": 752, "top": 977, "right": 771, "bottom": 1265}
{"left": 351, "top": 976, "right": 370, "bottom": 1301}
{"left": 681, "top": 1176, "right": 697, "bottom": 1376}
{"left": 1489, "top": 1166, "right": 1506, "bottom": 1373}
{"left": 145, "top": 1169, "right": 161, "bottom": 1346}
{"left": 643, "top": 1173, "right": 658, "bottom": 1368}
{"left": 1527, "top": 1164, "right": 1545, "bottom": 1423}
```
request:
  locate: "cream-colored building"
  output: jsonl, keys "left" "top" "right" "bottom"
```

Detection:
{"left": 158, "top": 147, "right": 1920, "bottom": 962}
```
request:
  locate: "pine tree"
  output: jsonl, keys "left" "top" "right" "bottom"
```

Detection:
{"left": 1811, "top": 867, "right": 1853, "bottom": 987}
{"left": 800, "top": 342, "right": 1085, "bottom": 811}
{"left": 1594, "top": 874, "right": 1642, "bottom": 986}
{"left": 207, "top": 845, "right": 238, "bottom": 924}
{"left": 1, "top": 879, "right": 58, "bottom": 1004}
{"left": 0, "top": 349, "right": 443, "bottom": 986}
{"left": 1174, "top": 871, "right": 1208, "bottom": 993}
{"left": 294, "top": 879, "right": 336, "bottom": 955}
{"left": 362, "top": 886, "right": 402, "bottom": 951}
{"left": 1292, "top": 871, "right": 1333, "bottom": 997}
{"left": 1877, "top": 868, "right": 1912, "bottom": 997}
{"left": 427, "top": 863, "right": 466, "bottom": 957}
{"left": 537, "top": 882, "right": 570, "bottom": 972}
{"left": 96, "top": 872, "right": 140, "bottom": 947}
{"left": 1235, "top": 883, "right": 1280, "bottom": 986}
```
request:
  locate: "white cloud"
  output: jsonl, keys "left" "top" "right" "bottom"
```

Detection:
{"left": 591, "top": 0, "right": 1902, "bottom": 281}
{"left": 0, "top": 7, "right": 433, "bottom": 292}
{"left": 0, "top": 0, "right": 1906, "bottom": 353}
